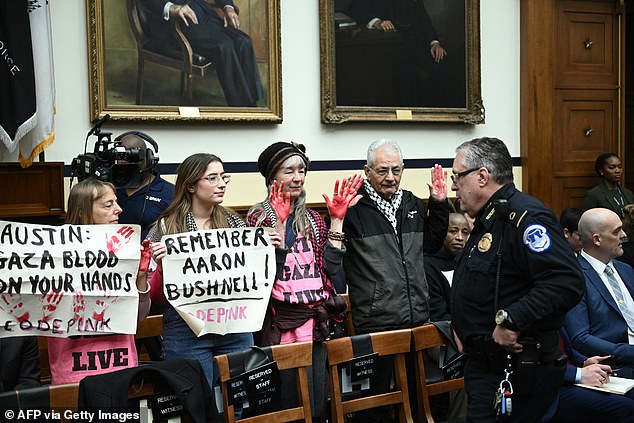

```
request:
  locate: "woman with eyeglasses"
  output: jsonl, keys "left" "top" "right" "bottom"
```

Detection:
{"left": 583, "top": 152, "right": 634, "bottom": 219}
{"left": 147, "top": 153, "right": 275, "bottom": 393}
{"left": 248, "top": 141, "right": 362, "bottom": 421}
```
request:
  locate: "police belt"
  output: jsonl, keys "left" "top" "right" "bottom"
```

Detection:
{"left": 463, "top": 330, "right": 561, "bottom": 370}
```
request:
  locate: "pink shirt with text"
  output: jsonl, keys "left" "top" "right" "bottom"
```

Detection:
{"left": 273, "top": 235, "right": 329, "bottom": 344}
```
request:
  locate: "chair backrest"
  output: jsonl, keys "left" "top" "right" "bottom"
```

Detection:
{"left": 136, "top": 314, "right": 163, "bottom": 340}
{"left": 49, "top": 383, "right": 80, "bottom": 421}
{"left": 412, "top": 324, "right": 465, "bottom": 423}
{"left": 341, "top": 293, "right": 355, "bottom": 336}
{"left": 326, "top": 329, "right": 413, "bottom": 423}
{"left": 126, "top": 0, "right": 147, "bottom": 47}
{"left": 0, "top": 383, "right": 79, "bottom": 423}
{"left": 38, "top": 336, "right": 51, "bottom": 385}
{"left": 215, "top": 341, "right": 313, "bottom": 423}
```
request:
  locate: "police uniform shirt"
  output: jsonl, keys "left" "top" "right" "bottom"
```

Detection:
{"left": 450, "top": 183, "right": 584, "bottom": 345}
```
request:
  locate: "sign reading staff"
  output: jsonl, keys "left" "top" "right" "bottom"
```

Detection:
{"left": 162, "top": 227, "right": 275, "bottom": 336}
{"left": 0, "top": 221, "right": 141, "bottom": 337}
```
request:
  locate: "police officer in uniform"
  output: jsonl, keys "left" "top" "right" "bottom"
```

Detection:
{"left": 449, "top": 137, "right": 584, "bottom": 422}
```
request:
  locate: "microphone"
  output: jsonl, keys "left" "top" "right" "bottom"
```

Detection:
{"left": 89, "top": 114, "right": 110, "bottom": 136}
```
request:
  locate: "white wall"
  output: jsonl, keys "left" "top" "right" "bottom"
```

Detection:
{"left": 8, "top": 0, "right": 521, "bottom": 205}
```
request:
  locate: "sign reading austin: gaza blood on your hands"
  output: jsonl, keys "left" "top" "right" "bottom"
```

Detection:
{"left": 161, "top": 227, "right": 275, "bottom": 336}
{"left": 0, "top": 220, "right": 141, "bottom": 337}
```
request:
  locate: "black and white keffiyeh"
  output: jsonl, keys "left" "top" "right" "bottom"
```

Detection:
{"left": 364, "top": 180, "right": 403, "bottom": 234}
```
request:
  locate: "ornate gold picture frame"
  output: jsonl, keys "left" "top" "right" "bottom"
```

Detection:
{"left": 320, "top": 0, "right": 483, "bottom": 124}
{"left": 87, "top": 0, "right": 281, "bottom": 122}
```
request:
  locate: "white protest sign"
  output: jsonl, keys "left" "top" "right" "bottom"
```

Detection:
{"left": 161, "top": 227, "right": 275, "bottom": 336}
{"left": 0, "top": 221, "right": 141, "bottom": 338}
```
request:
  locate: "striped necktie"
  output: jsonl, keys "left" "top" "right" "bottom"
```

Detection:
{"left": 604, "top": 265, "right": 634, "bottom": 332}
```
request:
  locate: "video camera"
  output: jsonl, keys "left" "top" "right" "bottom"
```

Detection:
{"left": 71, "top": 115, "right": 144, "bottom": 189}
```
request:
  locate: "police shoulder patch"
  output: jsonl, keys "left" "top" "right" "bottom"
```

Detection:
{"left": 522, "top": 224, "right": 551, "bottom": 253}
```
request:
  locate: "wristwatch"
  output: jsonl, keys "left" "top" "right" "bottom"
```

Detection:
{"left": 495, "top": 309, "right": 519, "bottom": 331}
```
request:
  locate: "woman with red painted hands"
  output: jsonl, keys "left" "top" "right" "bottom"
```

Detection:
{"left": 248, "top": 142, "right": 363, "bottom": 346}
{"left": 147, "top": 153, "right": 283, "bottom": 394}
{"left": 48, "top": 178, "right": 152, "bottom": 385}
{"left": 247, "top": 142, "right": 362, "bottom": 420}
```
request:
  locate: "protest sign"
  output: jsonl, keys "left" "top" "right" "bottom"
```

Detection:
{"left": 0, "top": 221, "right": 141, "bottom": 337}
{"left": 161, "top": 227, "right": 275, "bottom": 336}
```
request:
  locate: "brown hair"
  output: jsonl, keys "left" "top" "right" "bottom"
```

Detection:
{"left": 66, "top": 179, "right": 116, "bottom": 225}
{"left": 157, "top": 153, "right": 240, "bottom": 236}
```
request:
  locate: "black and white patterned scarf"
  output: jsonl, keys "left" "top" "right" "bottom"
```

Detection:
{"left": 364, "top": 180, "right": 403, "bottom": 234}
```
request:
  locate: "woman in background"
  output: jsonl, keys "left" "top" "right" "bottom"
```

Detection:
{"left": 48, "top": 178, "right": 151, "bottom": 384}
{"left": 583, "top": 153, "right": 634, "bottom": 218}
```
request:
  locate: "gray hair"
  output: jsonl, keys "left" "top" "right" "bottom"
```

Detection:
{"left": 455, "top": 137, "right": 513, "bottom": 185}
{"left": 367, "top": 139, "right": 403, "bottom": 168}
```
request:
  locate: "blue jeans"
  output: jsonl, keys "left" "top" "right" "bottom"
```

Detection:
{"left": 162, "top": 306, "right": 254, "bottom": 391}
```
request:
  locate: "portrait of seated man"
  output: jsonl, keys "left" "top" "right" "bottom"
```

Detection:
{"left": 335, "top": 0, "right": 465, "bottom": 108}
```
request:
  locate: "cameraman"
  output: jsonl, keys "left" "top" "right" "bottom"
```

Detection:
{"left": 116, "top": 133, "right": 173, "bottom": 362}
{"left": 116, "top": 133, "right": 174, "bottom": 239}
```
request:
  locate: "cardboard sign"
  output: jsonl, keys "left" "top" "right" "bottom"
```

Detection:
{"left": 161, "top": 227, "right": 275, "bottom": 336}
{"left": 0, "top": 221, "right": 141, "bottom": 338}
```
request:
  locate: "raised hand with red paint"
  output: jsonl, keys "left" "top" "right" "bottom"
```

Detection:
{"left": 427, "top": 164, "right": 448, "bottom": 201}
{"left": 269, "top": 180, "right": 291, "bottom": 223}
{"left": 139, "top": 239, "right": 152, "bottom": 272}
{"left": 105, "top": 225, "right": 135, "bottom": 254}
{"left": 323, "top": 174, "right": 364, "bottom": 220}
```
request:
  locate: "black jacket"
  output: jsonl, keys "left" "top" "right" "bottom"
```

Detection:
{"left": 0, "top": 337, "right": 40, "bottom": 392}
{"left": 77, "top": 359, "right": 217, "bottom": 423}
{"left": 424, "top": 250, "right": 455, "bottom": 322}
{"left": 343, "top": 187, "right": 449, "bottom": 333}
{"left": 451, "top": 183, "right": 585, "bottom": 346}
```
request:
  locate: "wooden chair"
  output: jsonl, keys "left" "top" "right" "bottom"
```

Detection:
{"left": 135, "top": 314, "right": 164, "bottom": 362}
{"left": 49, "top": 383, "right": 80, "bottom": 423}
{"left": 341, "top": 293, "right": 355, "bottom": 336}
{"left": 126, "top": 0, "right": 213, "bottom": 104}
{"left": 326, "top": 329, "right": 413, "bottom": 423}
{"left": 412, "top": 324, "right": 465, "bottom": 423}
{"left": 215, "top": 341, "right": 313, "bottom": 423}
{"left": 38, "top": 336, "right": 51, "bottom": 385}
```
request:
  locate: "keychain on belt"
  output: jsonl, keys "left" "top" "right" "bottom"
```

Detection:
{"left": 493, "top": 360, "right": 513, "bottom": 418}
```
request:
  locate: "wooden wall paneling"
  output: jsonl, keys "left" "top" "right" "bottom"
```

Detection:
{"left": 0, "top": 162, "right": 65, "bottom": 218}
{"left": 521, "top": 0, "right": 556, "bottom": 206}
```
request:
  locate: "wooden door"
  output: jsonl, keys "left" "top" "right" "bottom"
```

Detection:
{"left": 521, "top": 0, "right": 623, "bottom": 217}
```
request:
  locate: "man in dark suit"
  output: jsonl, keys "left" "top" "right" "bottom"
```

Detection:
{"left": 138, "top": 0, "right": 263, "bottom": 107}
{"left": 0, "top": 337, "right": 40, "bottom": 392}
{"left": 347, "top": 0, "right": 452, "bottom": 107}
{"left": 565, "top": 207, "right": 634, "bottom": 379}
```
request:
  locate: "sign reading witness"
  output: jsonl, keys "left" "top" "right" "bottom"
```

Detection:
{"left": 161, "top": 227, "right": 275, "bottom": 336}
{"left": 0, "top": 221, "right": 141, "bottom": 337}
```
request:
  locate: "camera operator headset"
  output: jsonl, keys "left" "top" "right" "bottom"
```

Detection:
{"left": 114, "top": 131, "right": 175, "bottom": 240}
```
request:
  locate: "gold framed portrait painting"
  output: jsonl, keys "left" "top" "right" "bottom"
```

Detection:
{"left": 87, "top": 0, "right": 281, "bottom": 122}
{"left": 320, "top": 0, "right": 483, "bottom": 123}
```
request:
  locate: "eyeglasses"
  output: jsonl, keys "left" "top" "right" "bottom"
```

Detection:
{"left": 369, "top": 166, "right": 403, "bottom": 177}
{"left": 450, "top": 167, "right": 480, "bottom": 184}
{"left": 199, "top": 174, "right": 231, "bottom": 185}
